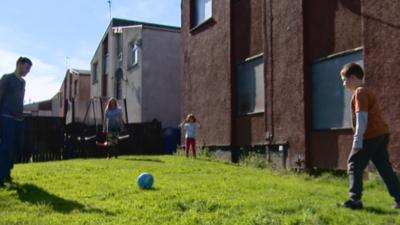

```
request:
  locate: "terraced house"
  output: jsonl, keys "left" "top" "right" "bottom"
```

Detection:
{"left": 181, "top": 0, "right": 400, "bottom": 170}
{"left": 90, "top": 18, "right": 181, "bottom": 129}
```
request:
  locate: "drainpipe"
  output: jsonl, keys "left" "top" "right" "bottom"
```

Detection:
{"left": 229, "top": 1, "right": 238, "bottom": 162}
{"left": 265, "top": 0, "right": 274, "bottom": 143}
{"left": 124, "top": 98, "right": 128, "bottom": 123}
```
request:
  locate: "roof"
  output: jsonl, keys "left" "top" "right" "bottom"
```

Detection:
{"left": 24, "top": 99, "right": 52, "bottom": 108}
{"left": 91, "top": 18, "right": 181, "bottom": 64}
{"left": 111, "top": 18, "right": 180, "bottom": 31}
{"left": 68, "top": 68, "right": 91, "bottom": 75}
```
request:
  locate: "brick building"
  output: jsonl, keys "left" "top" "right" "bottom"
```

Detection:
{"left": 59, "top": 69, "right": 91, "bottom": 124}
{"left": 89, "top": 18, "right": 181, "bottom": 128}
{"left": 182, "top": 0, "right": 400, "bottom": 170}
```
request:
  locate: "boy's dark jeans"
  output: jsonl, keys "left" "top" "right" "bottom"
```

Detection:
{"left": 0, "top": 116, "right": 24, "bottom": 183}
{"left": 348, "top": 134, "right": 400, "bottom": 202}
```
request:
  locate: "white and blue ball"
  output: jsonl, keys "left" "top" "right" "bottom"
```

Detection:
{"left": 137, "top": 172, "right": 154, "bottom": 189}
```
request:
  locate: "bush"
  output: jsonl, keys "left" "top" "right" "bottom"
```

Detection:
{"left": 239, "top": 152, "right": 267, "bottom": 169}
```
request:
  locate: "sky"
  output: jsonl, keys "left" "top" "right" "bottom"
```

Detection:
{"left": 0, "top": 0, "right": 181, "bottom": 104}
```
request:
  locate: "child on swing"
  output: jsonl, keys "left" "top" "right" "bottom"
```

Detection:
{"left": 103, "top": 98, "right": 124, "bottom": 158}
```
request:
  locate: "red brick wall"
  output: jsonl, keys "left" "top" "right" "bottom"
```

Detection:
{"left": 232, "top": 0, "right": 264, "bottom": 61}
{"left": 265, "top": 0, "right": 306, "bottom": 166}
{"left": 232, "top": 0, "right": 265, "bottom": 146}
{"left": 362, "top": 0, "right": 400, "bottom": 170}
{"left": 181, "top": 0, "right": 400, "bottom": 171}
{"left": 304, "top": 0, "right": 362, "bottom": 61}
{"left": 78, "top": 75, "right": 90, "bottom": 101}
{"left": 304, "top": 0, "right": 362, "bottom": 169}
{"left": 181, "top": 0, "right": 232, "bottom": 146}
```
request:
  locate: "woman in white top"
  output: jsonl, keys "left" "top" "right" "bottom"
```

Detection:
{"left": 179, "top": 114, "right": 200, "bottom": 158}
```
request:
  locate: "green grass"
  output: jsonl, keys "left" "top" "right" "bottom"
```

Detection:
{"left": 0, "top": 155, "right": 399, "bottom": 225}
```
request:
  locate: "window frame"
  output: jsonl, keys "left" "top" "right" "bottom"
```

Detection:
{"left": 115, "top": 69, "right": 123, "bottom": 100}
{"left": 190, "top": 0, "right": 213, "bottom": 30}
{"left": 102, "top": 35, "right": 109, "bottom": 76}
{"left": 74, "top": 79, "right": 78, "bottom": 97}
{"left": 102, "top": 54, "right": 109, "bottom": 76}
{"left": 235, "top": 53, "right": 265, "bottom": 116}
{"left": 128, "top": 41, "right": 139, "bottom": 70}
{"left": 311, "top": 47, "right": 363, "bottom": 131}
{"left": 92, "top": 62, "right": 98, "bottom": 84}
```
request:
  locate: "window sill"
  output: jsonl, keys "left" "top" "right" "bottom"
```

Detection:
{"left": 128, "top": 63, "right": 138, "bottom": 71}
{"left": 190, "top": 17, "right": 215, "bottom": 33}
{"left": 311, "top": 128, "right": 352, "bottom": 132}
{"left": 237, "top": 111, "right": 264, "bottom": 117}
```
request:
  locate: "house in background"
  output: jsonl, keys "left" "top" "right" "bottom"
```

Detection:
{"left": 58, "top": 68, "right": 91, "bottom": 124}
{"left": 89, "top": 18, "right": 181, "bottom": 128}
{"left": 182, "top": 0, "right": 400, "bottom": 170}
{"left": 24, "top": 92, "right": 61, "bottom": 117}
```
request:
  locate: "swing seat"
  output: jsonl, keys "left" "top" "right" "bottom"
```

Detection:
{"left": 118, "top": 134, "right": 130, "bottom": 140}
{"left": 96, "top": 141, "right": 108, "bottom": 147}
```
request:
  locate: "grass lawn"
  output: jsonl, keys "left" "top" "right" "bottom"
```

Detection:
{"left": 0, "top": 155, "right": 399, "bottom": 225}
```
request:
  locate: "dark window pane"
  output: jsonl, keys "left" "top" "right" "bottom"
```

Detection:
{"left": 311, "top": 49, "right": 363, "bottom": 130}
{"left": 236, "top": 56, "right": 264, "bottom": 115}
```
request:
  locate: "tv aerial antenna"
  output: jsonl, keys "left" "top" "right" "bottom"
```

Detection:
{"left": 107, "top": 0, "right": 112, "bottom": 20}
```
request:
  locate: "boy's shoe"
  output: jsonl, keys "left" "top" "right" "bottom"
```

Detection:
{"left": 393, "top": 201, "right": 400, "bottom": 209}
{"left": 343, "top": 199, "right": 363, "bottom": 209}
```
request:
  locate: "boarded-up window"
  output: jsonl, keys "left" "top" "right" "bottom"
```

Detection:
{"left": 312, "top": 48, "right": 363, "bottom": 130}
{"left": 236, "top": 55, "right": 264, "bottom": 115}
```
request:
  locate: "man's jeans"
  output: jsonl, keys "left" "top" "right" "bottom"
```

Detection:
{"left": 0, "top": 116, "right": 24, "bottom": 182}
{"left": 348, "top": 134, "right": 400, "bottom": 202}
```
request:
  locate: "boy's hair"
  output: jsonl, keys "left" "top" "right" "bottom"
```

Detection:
{"left": 16, "top": 57, "right": 32, "bottom": 66}
{"left": 340, "top": 63, "right": 364, "bottom": 80}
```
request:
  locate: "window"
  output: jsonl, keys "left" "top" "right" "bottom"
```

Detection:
{"left": 59, "top": 93, "right": 63, "bottom": 108}
{"left": 103, "top": 54, "right": 109, "bottom": 75}
{"left": 311, "top": 48, "right": 363, "bottom": 130}
{"left": 117, "top": 34, "right": 123, "bottom": 68}
{"left": 115, "top": 69, "right": 123, "bottom": 99}
{"left": 74, "top": 80, "right": 78, "bottom": 97}
{"left": 102, "top": 36, "right": 109, "bottom": 75}
{"left": 191, "top": 0, "right": 212, "bottom": 28}
{"left": 236, "top": 55, "right": 265, "bottom": 115}
{"left": 92, "top": 62, "right": 98, "bottom": 83}
{"left": 129, "top": 42, "right": 138, "bottom": 67}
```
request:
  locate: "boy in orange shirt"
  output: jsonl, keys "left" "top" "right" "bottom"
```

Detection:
{"left": 340, "top": 63, "right": 400, "bottom": 209}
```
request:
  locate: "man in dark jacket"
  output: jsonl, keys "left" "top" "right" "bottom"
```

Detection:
{"left": 0, "top": 57, "right": 32, "bottom": 187}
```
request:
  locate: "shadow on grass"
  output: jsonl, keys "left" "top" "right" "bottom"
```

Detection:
{"left": 10, "top": 183, "right": 115, "bottom": 215}
{"left": 364, "top": 206, "right": 399, "bottom": 215}
{"left": 307, "top": 168, "right": 347, "bottom": 178}
{"left": 191, "top": 156, "right": 221, "bottom": 163}
{"left": 122, "top": 157, "right": 165, "bottom": 163}
{"left": 138, "top": 187, "right": 160, "bottom": 192}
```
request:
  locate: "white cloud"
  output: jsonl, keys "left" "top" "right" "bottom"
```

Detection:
{"left": 0, "top": 48, "right": 64, "bottom": 104}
